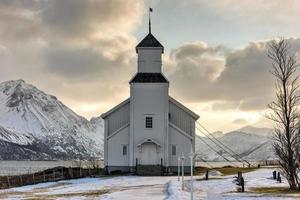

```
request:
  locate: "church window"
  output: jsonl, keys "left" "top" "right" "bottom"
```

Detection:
{"left": 172, "top": 145, "right": 177, "bottom": 156}
{"left": 145, "top": 116, "right": 153, "bottom": 128}
{"left": 122, "top": 145, "right": 127, "bottom": 155}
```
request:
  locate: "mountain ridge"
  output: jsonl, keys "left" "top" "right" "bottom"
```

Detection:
{"left": 0, "top": 79, "right": 104, "bottom": 160}
{"left": 0, "top": 79, "right": 275, "bottom": 161}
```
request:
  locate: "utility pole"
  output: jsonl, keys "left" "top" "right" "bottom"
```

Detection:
{"left": 181, "top": 152, "right": 185, "bottom": 190}
{"left": 178, "top": 156, "right": 180, "bottom": 181}
{"left": 189, "top": 147, "right": 195, "bottom": 200}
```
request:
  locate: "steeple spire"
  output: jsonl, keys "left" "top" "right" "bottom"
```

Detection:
{"left": 149, "top": 7, "right": 153, "bottom": 33}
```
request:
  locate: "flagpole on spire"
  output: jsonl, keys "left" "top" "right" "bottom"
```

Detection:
{"left": 149, "top": 7, "right": 153, "bottom": 33}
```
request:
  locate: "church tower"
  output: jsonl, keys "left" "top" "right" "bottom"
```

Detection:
{"left": 129, "top": 19, "right": 170, "bottom": 167}
{"left": 101, "top": 9, "right": 199, "bottom": 175}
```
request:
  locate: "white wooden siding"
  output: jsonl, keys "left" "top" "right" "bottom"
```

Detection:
{"left": 169, "top": 101, "right": 193, "bottom": 136}
{"left": 107, "top": 102, "right": 129, "bottom": 136}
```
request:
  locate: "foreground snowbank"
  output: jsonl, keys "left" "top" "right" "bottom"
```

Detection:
{"left": 1, "top": 168, "right": 300, "bottom": 199}
{"left": 166, "top": 180, "right": 191, "bottom": 200}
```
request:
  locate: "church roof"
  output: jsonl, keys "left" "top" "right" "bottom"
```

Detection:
{"left": 136, "top": 33, "right": 164, "bottom": 53}
{"left": 101, "top": 96, "right": 199, "bottom": 120}
{"left": 130, "top": 73, "right": 168, "bottom": 83}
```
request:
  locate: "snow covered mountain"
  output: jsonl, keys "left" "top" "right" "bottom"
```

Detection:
{"left": 0, "top": 79, "right": 275, "bottom": 162}
{"left": 0, "top": 80, "right": 104, "bottom": 160}
{"left": 195, "top": 126, "right": 275, "bottom": 162}
{"left": 237, "top": 125, "right": 273, "bottom": 137}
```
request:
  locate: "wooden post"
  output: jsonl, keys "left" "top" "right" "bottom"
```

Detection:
{"left": 177, "top": 157, "right": 180, "bottom": 181}
{"left": 237, "top": 171, "right": 242, "bottom": 185}
{"left": 7, "top": 176, "right": 10, "bottom": 188}
{"left": 181, "top": 153, "right": 185, "bottom": 190}
{"left": 273, "top": 170, "right": 277, "bottom": 179}
{"left": 241, "top": 177, "right": 245, "bottom": 192}
{"left": 135, "top": 158, "right": 138, "bottom": 174}
{"left": 20, "top": 175, "right": 23, "bottom": 185}
{"left": 161, "top": 158, "right": 163, "bottom": 175}
{"left": 205, "top": 170, "right": 209, "bottom": 180}
{"left": 277, "top": 172, "right": 282, "bottom": 183}
{"left": 68, "top": 167, "right": 73, "bottom": 179}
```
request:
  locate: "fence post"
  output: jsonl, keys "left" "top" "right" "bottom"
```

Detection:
{"left": 241, "top": 177, "right": 245, "bottom": 192}
{"left": 273, "top": 171, "right": 277, "bottom": 179}
{"left": 237, "top": 171, "right": 242, "bottom": 184}
{"left": 205, "top": 170, "right": 209, "bottom": 180}
{"left": 20, "top": 175, "right": 23, "bottom": 185}
{"left": 7, "top": 176, "right": 10, "bottom": 188}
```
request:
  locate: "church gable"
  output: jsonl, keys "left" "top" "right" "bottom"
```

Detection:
{"left": 169, "top": 97, "right": 199, "bottom": 136}
{"left": 101, "top": 99, "right": 130, "bottom": 136}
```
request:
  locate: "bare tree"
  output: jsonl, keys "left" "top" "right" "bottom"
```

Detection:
{"left": 87, "top": 157, "right": 100, "bottom": 169}
{"left": 72, "top": 157, "right": 85, "bottom": 177}
{"left": 267, "top": 38, "right": 300, "bottom": 190}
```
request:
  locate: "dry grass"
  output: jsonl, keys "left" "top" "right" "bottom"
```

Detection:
{"left": 250, "top": 187, "right": 300, "bottom": 194}
{"left": 217, "top": 167, "right": 257, "bottom": 176}
{"left": 194, "top": 166, "right": 257, "bottom": 176}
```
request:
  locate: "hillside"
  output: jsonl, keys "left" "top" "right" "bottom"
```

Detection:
{"left": 0, "top": 80, "right": 104, "bottom": 160}
{"left": 0, "top": 79, "right": 276, "bottom": 161}
{"left": 195, "top": 127, "right": 275, "bottom": 162}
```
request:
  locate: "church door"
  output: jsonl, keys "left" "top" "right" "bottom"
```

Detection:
{"left": 141, "top": 143, "right": 158, "bottom": 165}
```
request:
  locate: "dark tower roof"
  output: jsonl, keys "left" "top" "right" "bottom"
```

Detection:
{"left": 136, "top": 33, "right": 164, "bottom": 53}
{"left": 130, "top": 73, "right": 168, "bottom": 83}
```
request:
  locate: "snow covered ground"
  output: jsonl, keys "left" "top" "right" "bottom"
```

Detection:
{"left": 0, "top": 168, "right": 299, "bottom": 200}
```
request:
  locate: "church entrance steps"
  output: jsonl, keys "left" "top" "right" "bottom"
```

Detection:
{"left": 136, "top": 165, "right": 163, "bottom": 176}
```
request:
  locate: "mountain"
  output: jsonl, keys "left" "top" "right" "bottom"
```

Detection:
{"left": 237, "top": 125, "right": 273, "bottom": 137}
{"left": 210, "top": 131, "right": 224, "bottom": 138}
{"left": 0, "top": 80, "right": 104, "bottom": 160}
{"left": 0, "top": 79, "right": 275, "bottom": 162}
{"left": 195, "top": 128, "right": 276, "bottom": 162}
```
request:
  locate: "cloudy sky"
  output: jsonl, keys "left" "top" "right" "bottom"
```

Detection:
{"left": 1, "top": 0, "right": 300, "bottom": 132}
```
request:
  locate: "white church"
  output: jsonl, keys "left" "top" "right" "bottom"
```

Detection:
{"left": 101, "top": 15, "right": 199, "bottom": 175}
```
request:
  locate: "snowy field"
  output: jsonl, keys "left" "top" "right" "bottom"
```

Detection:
{"left": 0, "top": 168, "right": 299, "bottom": 200}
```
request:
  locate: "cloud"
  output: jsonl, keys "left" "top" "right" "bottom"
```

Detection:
{"left": 1, "top": 0, "right": 300, "bottom": 126}
{"left": 40, "top": 0, "right": 143, "bottom": 40}
{"left": 167, "top": 38, "right": 300, "bottom": 111}
{"left": 0, "top": 0, "right": 144, "bottom": 118}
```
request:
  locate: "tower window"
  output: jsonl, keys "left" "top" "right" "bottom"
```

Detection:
{"left": 122, "top": 145, "right": 127, "bottom": 156}
{"left": 145, "top": 116, "right": 153, "bottom": 128}
{"left": 172, "top": 145, "right": 177, "bottom": 156}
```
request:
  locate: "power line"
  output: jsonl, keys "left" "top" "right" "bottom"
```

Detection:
{"left": 196, "top": 122, "right": 250, "bottom": 165}
{"left": 196, "top": 125, "right": 245, "bottom": 165}
{"left": 194, "top": 155, "right": 214, "bottom": 168}
{"left": 195, "top": 131, "right": 239, "bottom": 167}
